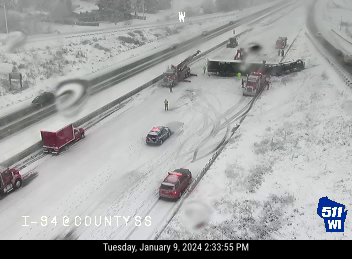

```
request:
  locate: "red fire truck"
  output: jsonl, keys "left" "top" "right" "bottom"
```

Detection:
{"left": 161, "top": 50, "right": 201, "bottom": 88}
{"left": 0, "top": 166, "right": 23, "bottom": 195}
{"left": 243, "top": 72, "right": 269, "bottom": 96}
{"left": 41, "top": 124, "right": 85, "bottom": 154}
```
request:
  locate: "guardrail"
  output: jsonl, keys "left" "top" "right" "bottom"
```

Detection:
{"left": 330, "top": 28, "right": 352, "bottom": 45}
{"left": 306, "top": 32, "right": 352, "bottom": 87}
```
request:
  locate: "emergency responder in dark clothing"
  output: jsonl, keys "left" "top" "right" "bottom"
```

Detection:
{"left": 281, "top": 49, "right": 284, "bottom": 57}
{"left": 164, "top": 99, "right": 168, "bottom": 110}
{"left": 266, "top": 81, "right": 270, "bottom": 90}
{"left": 169, "top": 85, "right": 173, "bottom": 92}
{"left": 241, "top": 78, "right": 244, "bottom": 88}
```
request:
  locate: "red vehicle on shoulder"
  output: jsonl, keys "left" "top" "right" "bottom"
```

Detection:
{"left": 0, "top": 166, "right": 22, "bottom": 195}
{"left": 41, "top": 123, "right": 85, "bottom": 154}
{"left": 159, "top": 169, "right": 192, "bottom": 200}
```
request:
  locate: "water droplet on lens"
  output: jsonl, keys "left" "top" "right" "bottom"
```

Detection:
{"left": 55, "top": 79, "right": 90, "bottom": 118}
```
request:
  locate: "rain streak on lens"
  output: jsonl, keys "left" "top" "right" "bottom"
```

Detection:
{"left": 55, "top": 79, "right": 90, "bottom": 118}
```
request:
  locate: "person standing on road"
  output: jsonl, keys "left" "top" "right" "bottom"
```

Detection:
{"left": 164, "top": 99, "right": 169, "bottom": 111}
{"left": 169, "top": 84, "right": 173, "bottom": 92}
{"left": 241, "top": 78, "right": 244, "bottom": 88}
{"left": 281, "top": 49, "right": 284, "bottom": 57}
{"left": 203, "top": 64, "right": 206, "bottom": 74}
{"left": 237, "top": 72, "right": 242, "bottom": 80}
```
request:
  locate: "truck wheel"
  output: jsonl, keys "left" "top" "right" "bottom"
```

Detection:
{"left": 81, "top": 133, "right": 85, "bottom": 139}
{"left": 178, "top": 192, "right": 182, "bottom": 200}
{"left": 14, "top": 179, "right": 22, "bottom": 189}
{"left": 159, "top": 139, "right": 163, "bottom": 145}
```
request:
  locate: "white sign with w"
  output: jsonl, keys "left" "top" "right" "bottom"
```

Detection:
{"left": 179, "top": 12, "right": 185, "bottom": 22}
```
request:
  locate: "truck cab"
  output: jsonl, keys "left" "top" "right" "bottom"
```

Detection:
{"left": 74, "top": 128, "right": 85, "bottom": 140}
{"left": 227, "top": 37, "right": 238, "bottom": 48}
{"left": 0, "top": 166, "right": 22, "bottom": 195}
{"left": 234, "top": 48, "right": 245, "bottom": 60}
{"left": 243, "top": 72, "right": 268, "bottom": 96}
{"left": 161, "top": 70, "right": 176, "bottom": 87}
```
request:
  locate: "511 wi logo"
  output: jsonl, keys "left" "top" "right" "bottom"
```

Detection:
{"left": 317, "top": 197, "right": 348, "bottom": 232}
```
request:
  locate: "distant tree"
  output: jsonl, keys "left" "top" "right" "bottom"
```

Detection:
{"left": 117, "top": 0, "right": 132, "bottom": 13}
{"left": 0, "top": 0, "right": 19, "bottom": 10}
{"left": 183, "top": 6, "right": 195, "bottom": 17}
{"left": 201, "top": 0, "right": 215, "bottom": 14}
{"left": 18, "top": 0, "right": 36, "bottom": 10}
{"left": 215, "top": 0, "right": 241, "bottom": 12}
{"left": 157, "top": 0, "right": 171, "bottom": 10}
{"left": 66, "top": 0, "right": 73, "bottom": 13}
{"left": 51, "top": 0, "right": 73, "bottom": 18}
{"left": 96, "top": 0, "right": 118, "bottom": 12}
{"left": 144, "top": 0, "right": 157, "bottom": 13}
{"left": 35, "top": 0, "right": 58, "bottom": 12}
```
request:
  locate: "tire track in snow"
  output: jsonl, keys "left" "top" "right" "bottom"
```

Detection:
{"left": 176, "top": 96, "right": 248, "bottom": 162}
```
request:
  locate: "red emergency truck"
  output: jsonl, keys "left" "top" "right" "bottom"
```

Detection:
{"left": 41, "top": 124, "right": 85, "bottom": 154}
{"left": 0, "top": 166, "right": 23, "bottom": 195}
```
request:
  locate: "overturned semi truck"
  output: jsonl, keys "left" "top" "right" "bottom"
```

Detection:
{"left": 207, "top": 59, "right": 305, "bottom": 77}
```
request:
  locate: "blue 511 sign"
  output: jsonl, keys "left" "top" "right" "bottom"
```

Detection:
{"left": 317, "top": 197, "right": 348, "bottom": 232}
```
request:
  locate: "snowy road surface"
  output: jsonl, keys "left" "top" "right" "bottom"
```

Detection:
{"left": 0, "top": 2, "right": 306, "bottom": 240}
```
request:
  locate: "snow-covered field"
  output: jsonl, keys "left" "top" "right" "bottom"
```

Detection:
{"left": 0, "top": 0, "right": 283, "bottom": 115}
{"left": 0, "top": 2, "right": 326, "bottom": 240}
{"left": 159, "top": 15, "right": 352, "bottom": 240}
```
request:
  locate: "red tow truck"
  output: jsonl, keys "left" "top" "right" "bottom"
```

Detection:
{"left": 234, "top": 48, "right": 246, "bottom": 60}
{"left": 243, "top": 72, "right": 269, "bottom": 96}
{"left": 161, "top": 50, "right": 201, "bottom": 88}
{"left": 41, "top": 124, "right": 85, "bottom": 154}
{"left": 0, "top": 166, "right": 23, "bottom": 195}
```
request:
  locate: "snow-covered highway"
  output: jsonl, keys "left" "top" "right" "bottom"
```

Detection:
{"left": 0, "top": 2, "right": 308, "bottom": 240}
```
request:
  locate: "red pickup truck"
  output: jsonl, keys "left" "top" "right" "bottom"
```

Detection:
{"left": 41, "top": 124, "right": 85, "bottom": 154}
{"left": 0, "top": 166, "right": 23, "bottom": 195}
